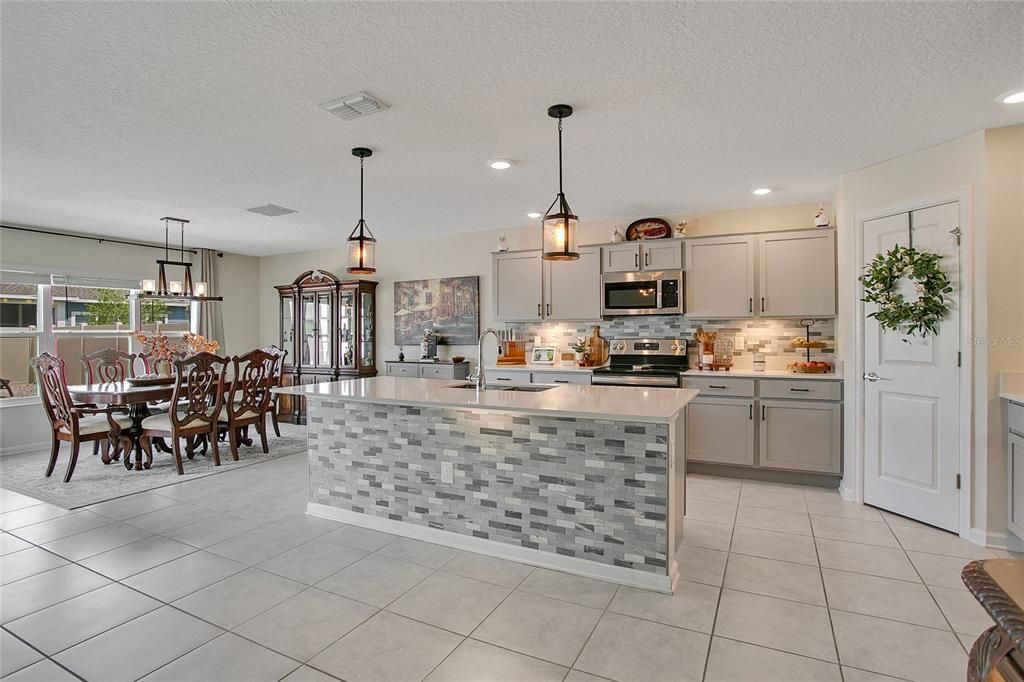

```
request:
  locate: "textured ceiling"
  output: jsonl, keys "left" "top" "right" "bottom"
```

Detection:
{"left": 2, "top": 1, "right": 1022, "bottom": 256}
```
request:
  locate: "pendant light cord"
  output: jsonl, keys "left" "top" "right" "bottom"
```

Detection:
{"left": 360, "top": 156, "right": 365, "bottom": 227}
{"left": 557, "top": 118, "right": 564, "bottom": 196}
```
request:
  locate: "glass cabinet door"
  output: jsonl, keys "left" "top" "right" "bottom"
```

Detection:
{"left": 280, "top": 295, "right": 294, "bottom": 360}
{"left": 338, "top": 289, "right": 355, "bottom": 367}
{"left": 301, "top": 294, "right": 315, "bottom": 366}
{"left": 360, "top": 290, "right": 374, "bottom": 368}
{"left": 316, "top": 293, "right": 332, "bottom": 367}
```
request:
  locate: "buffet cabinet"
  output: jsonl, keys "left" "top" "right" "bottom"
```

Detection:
{"left": 275, "top": 270, "right": 377, "bottom": 424}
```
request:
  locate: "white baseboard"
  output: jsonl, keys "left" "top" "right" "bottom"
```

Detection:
{"left": 307, "top": 502, "right": 673, "bottom": 593}
{"left": 0, "top": 441, "right": 49, "bottom": 458}
{"left": 967, "top": 527, "right": 1015, "bottom": 551}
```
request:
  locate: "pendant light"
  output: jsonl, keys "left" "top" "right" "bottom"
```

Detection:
{"left": 346, "top": 147, "right": 377, "bottom": 275}
{"left": 139, "top": 218, "right": 222, "bottom": 301}
{"left": 541, "top": 104, "right": 579, "bottom": 261}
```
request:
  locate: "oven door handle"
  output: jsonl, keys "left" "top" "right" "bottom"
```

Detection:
{"left": 656, "top": 279, "right": 663, "bottom": 309}
{"left": 591, "top": 374, "right": 680, "bottom": 387}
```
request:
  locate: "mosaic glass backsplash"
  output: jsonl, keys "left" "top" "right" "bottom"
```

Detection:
{"left": 506, "top": 316, "right": 836, "bottom": 362}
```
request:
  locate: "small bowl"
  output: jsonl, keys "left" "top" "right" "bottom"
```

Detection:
{"left": 451, "top": 356, "right": 466, "bottom": 363}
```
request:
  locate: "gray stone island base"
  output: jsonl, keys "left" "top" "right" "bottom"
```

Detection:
{"left": 305, "top": 398, "right": 686, "bottom": 592}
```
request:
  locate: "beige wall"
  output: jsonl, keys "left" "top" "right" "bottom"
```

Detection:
{"left": 835, "top": 124, "right": 1024, "bottom": 544}
{"left": 257, "top": 202, "right": 832, "bottom": 363}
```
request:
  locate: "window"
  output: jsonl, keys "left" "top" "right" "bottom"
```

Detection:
{"left": 0, "top": 273, "right": 199, "bottom": 401}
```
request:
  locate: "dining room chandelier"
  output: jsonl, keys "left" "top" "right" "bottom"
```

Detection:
{"left": 139, "top": 217, "right": 222, "bottom": 301}
{"left": 541, "top": 104, "right": 580, "bottom": 261}
{"left": 346, "top": 147, "right": 377, "bottom": 275}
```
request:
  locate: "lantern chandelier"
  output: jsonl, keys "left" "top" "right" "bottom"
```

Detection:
{"left": 346, "top": 147, "right": 377, "bottom": 275}
{"left": 139, "top": 217, "right": 221, "bottom": 301}
{"left": 541, "top": 104, "right": 580, "bottom": 261}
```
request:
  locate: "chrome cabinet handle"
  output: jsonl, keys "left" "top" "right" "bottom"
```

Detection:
{"left": 864, "top": 372, "right": 881, "bottom": 382}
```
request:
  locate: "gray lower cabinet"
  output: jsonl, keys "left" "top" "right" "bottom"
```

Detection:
{"left": 1007, "top": 402, "right": 1024, "bottom": 540}
{"left": 685, "top": 377, "right": 843, "bottom": 477}
{"left": 385, "top": 362, "right": 469, "bottom": 380}
{"left": 759, "top": 399, "right": 842, "bottom": 474}
{"left": 686, "top": 397, "right": 756, "bottom": 466}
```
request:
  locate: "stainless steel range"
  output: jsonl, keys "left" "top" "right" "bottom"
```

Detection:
{"left": 591, "top": 338, "right": 689, "bottom": 387}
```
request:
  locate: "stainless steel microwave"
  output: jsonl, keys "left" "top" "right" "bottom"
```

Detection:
{"left": 602, "top": 270, "right": 684, "bottom": 316}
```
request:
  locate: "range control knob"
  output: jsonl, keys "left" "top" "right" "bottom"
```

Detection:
{"left": 671, "top": 342, "right": 682, "bottom": 351}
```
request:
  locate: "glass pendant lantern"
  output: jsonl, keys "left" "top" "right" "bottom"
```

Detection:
{"left": 346, "top": 147, "right": 377, "bottom": 275}
{"left": 541, "top": 104, "right": 579, "bottom": 261}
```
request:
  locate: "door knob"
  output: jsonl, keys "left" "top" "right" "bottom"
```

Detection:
{"left": 864, "top": 372, "right": 881, "bottom": 382}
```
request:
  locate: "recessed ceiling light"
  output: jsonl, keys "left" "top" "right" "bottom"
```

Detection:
{"left": 997, "top": 88, "right": 1024, "bottom": 104}
{"left": 752, "top": 188, "right": 773, "bottom": 196}
{"left": 489, "top": 159, "right": 513, "bottom": 170}
{"left": 527, "top": 212, "right": 542, "bottom": 219}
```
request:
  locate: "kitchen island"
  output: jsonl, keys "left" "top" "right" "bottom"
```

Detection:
{"left": 274, "top": 376, "right": 697, "bottom": 592}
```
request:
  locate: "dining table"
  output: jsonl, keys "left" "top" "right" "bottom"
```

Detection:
{"left": 66, "top": 377, "right": 276, "bottom": 471}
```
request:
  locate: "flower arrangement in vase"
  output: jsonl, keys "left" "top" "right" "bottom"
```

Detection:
{"left": 132, "top": 332, "right": 220, "bottom": 375}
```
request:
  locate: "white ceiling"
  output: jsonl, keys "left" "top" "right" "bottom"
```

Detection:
{"left": 2, "top": 2, "right": 1022, "bottom": 256}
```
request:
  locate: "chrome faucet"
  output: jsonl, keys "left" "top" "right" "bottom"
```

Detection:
{"left": 469, "top": 328, "right": 500, "bottom": 389}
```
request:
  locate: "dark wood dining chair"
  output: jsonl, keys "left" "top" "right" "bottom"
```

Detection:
{"left": 140, "top": 352, "right": 227, "bottom": 474}
{"left": 80, "top": 348, "right": 138, "bottom": 383}
{"left": 80, "top": 348, "right": 138, "bottom": 456}
{"left": 32, "top": 353, "right": 131, "bottom": 482}
{"left": 219, "top": 349, "right": 275, "bottom": 459}
{"left": 260, "top": 345, "right": 288, "bottom": 437}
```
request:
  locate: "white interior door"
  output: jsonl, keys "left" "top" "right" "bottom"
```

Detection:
{"left": 862, "top": 202, "right": 960, "bottom": 531}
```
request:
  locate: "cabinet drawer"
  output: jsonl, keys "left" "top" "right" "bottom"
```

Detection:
{"left": 759, "top": 380, "right": 841, "bottom": 401}
{"left": 386, "top": 363, "right": 418, "bottom": 378}
{"left": 682, "top": 377, "right": 755, "bottom": 397}
{"left": 1009, "top": 402, "right": 1024, "bottom": 437}
{"left": 533, "top": 371, "right": 591, "bottom": 385}
{"left": 418, "top": 364, "right": 455, "bottom": 379}
{"left": 489, "top": 371, "right": 533, "bottom": 385}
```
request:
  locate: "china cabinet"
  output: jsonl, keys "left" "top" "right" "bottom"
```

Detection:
{"left": 275, "top": 270, "right": 377, "bottom": 423}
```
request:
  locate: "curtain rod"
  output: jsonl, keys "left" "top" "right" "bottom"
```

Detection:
{"left": 1, "top": 223, "right": 224, "bottom": 257}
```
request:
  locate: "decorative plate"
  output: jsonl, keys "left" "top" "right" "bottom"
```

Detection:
{"left": 625, "top": 218, "right": 672, "bottom": 241}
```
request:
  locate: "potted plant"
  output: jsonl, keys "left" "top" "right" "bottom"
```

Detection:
{"left": 571, "top": 337, "right": 587, "bottom": 365}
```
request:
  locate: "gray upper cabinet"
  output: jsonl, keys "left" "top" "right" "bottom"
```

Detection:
{"left": 494, "top": 251, "right": 543, "bottom": 321}
{"left": 544, "top": 246, "right": 601, "bottom": 320}
{"left": 643, "top": 240, "right": 683, "bottom": 270}
{"left": 603, "top": 241, "right": 682, "bottom": 273}
{"left": 603, "top": 243, "right": 641, "bottom": 273}
{"left": 684, "top": 235, "right": 756, "bottom": 318}
{"left": 758, "top": 230, "right": 836, "bottom": 317}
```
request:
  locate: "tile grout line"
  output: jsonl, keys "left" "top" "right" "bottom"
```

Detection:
{"left": 698, "top": 481, "right": 742, "bottom": 681}
{"left": 805, "top": 486, "right": 845, "bottom": 681}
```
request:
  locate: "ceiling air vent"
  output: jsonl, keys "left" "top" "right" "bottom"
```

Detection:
{"left": 319, "top": 91, "right": 389, "bottom": 121}
{"left": 246, "top": 204, "right": 297, "bottom": 217}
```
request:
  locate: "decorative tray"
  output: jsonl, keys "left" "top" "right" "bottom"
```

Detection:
{"left": 127, "top": 375, "right": 175, "bottom": 387}
{"left": 791, "top": 341, "right": 828, "bottom": 349}
{"left": 787, "top": 362, "right": 832, "bottom": 374}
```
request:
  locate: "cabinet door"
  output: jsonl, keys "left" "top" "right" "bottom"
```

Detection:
{"left": 759, "top": 399, "right": 841, "bottom": 474}
{"left": 494, "top": 252, "right": 543, "bottom": 321}
{"left": 544, "top": 246, "right": 601, "bottom": 320}
{"left": 386, "top": 362, "right": 417, "bottom": 378}
{"left": 686, "top": 397, "right": 755, "bottom": 466}
{"left": 759, "top": 230, "right": 836, "bottom": 317}
{"left": 684, "top": 236, "right": 756, "bottom": 318}
{"left": 1009, "top": 433, "right": 1024, "bottom": 540}
{"left": 642, "top": 241, "right": 682, "bottom": 271}
{"left": 603, "top": 243, "right": 640, "bottom": 273}
{"left": 279, "top": 295, "right": 295, "bottom": 362}
{"left": 338, "top": 289, "right": 355, "bottom": 369}
{"left": 316, "top": 293, "right": 333, "bottom": 368}
{"left": 300, "top": 294, "right": 316, "bottom": 366}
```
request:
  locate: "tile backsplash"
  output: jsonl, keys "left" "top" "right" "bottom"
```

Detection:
{"left": 506, "top": 316, "right": 836, "bottom": 368}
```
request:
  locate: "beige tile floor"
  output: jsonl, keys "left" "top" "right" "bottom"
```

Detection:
{"left": 0, "top": 432, "right": 1002, "bottom": 681}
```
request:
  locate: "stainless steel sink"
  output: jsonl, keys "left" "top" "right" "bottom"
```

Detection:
{"left": 447, "top": 383, "right": 555, "bottom": 392}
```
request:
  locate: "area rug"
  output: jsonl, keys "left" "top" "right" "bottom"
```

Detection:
{"left": 0, "top": 435, "right": 308, "bottom": 509}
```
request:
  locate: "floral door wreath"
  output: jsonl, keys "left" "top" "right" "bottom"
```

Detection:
{"left": 860, "top": 245, "right": 952, "bottom": 337}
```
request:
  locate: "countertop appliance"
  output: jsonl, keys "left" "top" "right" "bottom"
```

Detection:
{"left": 602, "top": 270, "right": 683, "bottom": 316}
{"left": 591, "top": 338, "right": 689, "bottom": 387}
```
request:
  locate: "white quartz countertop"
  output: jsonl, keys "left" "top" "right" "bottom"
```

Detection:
{"left": 484, "top": 363, "right": 605, "bottom": 374}
{"left": 683, "top": 369, "right": 843, "bottom": 381}
{"left": 274, "top": 376, "right": 697, "bottom": 423}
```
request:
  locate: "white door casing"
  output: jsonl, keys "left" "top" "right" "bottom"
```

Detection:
{"left": 862, "top": 202, "right": 961, "bottom": 532}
